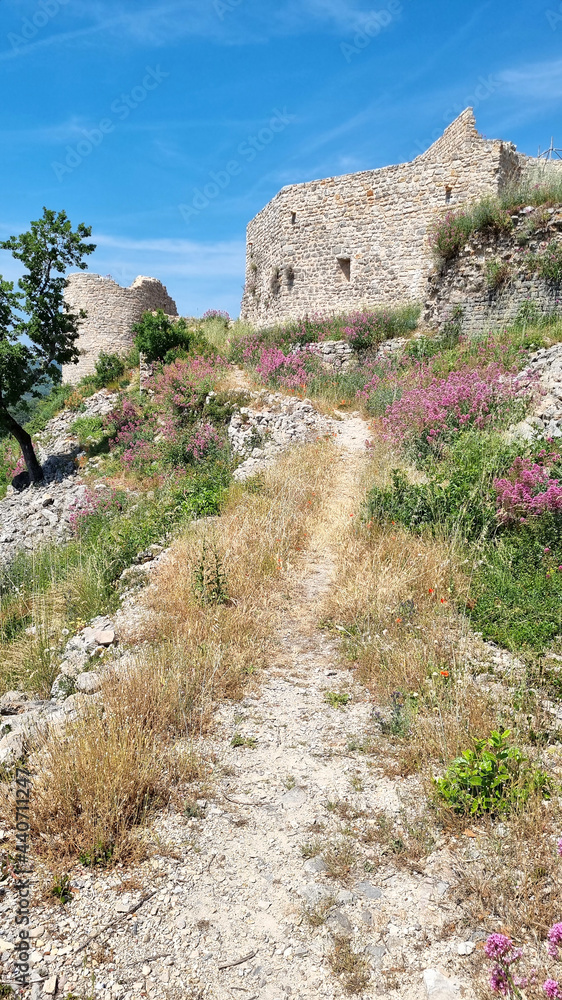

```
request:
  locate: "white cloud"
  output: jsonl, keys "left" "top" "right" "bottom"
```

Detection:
{"left": 89, "top": 232, "right": 245, "bottom": 278}
{"left": 0, "top": 0, "right": 401, "bottom": 62}
{"left": 498, "top": 59, "right": 562, "bottom": 100}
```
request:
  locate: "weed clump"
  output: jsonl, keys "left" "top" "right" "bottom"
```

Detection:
{"left": 435, "top": 730, "right": 551, "bottom": 817}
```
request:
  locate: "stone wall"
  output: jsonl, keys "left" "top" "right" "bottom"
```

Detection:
{"left": 239, "top": 109, "right": 539, "bottom": 329}
{"left": 62, "top": 274, "right": 178, "bottom": 384}
{"left": 423, "top": 206, "right": 562, "bottom": 334}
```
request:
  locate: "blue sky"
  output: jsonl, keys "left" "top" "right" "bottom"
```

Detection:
{"left": 0, "top": 0, "right": 560, "bottom": 317}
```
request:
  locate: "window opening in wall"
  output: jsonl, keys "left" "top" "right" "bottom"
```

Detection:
{"left": 337, "top": 257, "right": 351, "bottom": 281}
{"left": 285, "top": 265, "right": 295, "bottom": 289}
{"left": 445, "top": 186, "right": 453, "bottom": 204}
{"left": 291, "top": 212, "right": 296, "bottom": 224}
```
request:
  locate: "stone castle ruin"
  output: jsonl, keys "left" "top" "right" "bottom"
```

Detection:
{"left": 62, "top": 273, "right": 177, "bottom": 384}
{"left": 240, "top": 109, "right": 556, "bottom": 328}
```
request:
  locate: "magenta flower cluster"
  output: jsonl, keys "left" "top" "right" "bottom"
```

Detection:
{"left": 548, "top": 925, "right": 562, "bottom": 961}
{"left": 485, "top": 922, "right": 562, "bottom": 999}
{"left": 494, "top": 452, "right": 562, "bottom": 524}
{"left": 184, "top": 422, "right": 223, "bottom": 461}
{"left": 381, "top": 363, "right": 517, "bottom": 450}
{"left": 151, "top": 357, "right": 222, "bottom": 423}
{"left": 255, "top": 345, "right": 310, "bottom": 389}
{"left": 102, "top": 357, "right": 227, "bottom": 471}
{"left": 341, "top": 310, "right": 397, "bottom": 350}
{"left": 202, "top": 309, "right": 230, "bottom": 322}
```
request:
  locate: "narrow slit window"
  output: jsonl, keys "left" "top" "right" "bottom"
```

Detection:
{"left": 337, "top": 257, "right": 351, "bottom": 281}
{"left": 445, "top": 186, "right": 452, "bottom": 204}
{"left": 291, "top": 212, "right": 297, "bottom": 224}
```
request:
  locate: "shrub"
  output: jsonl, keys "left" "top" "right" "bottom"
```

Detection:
{"left": 470, "top": 197, "right": 513, "bottom": 237}
{"left": 429, "top": 199, "right": 513, "bottom": 263}
{"left": 132, "top": 310, "right": 205, "bottom": 363}
{"left": 381, "top": 363, "right": 523, "bottom": 457}
{"left": 468, "top": 516, "right": 562, "bottom": 651}
{"left": 485, "top": 258, "right": 512, "bottom": 290}
{"left": 255, "top": 345, "right": 313, "bottom": 389}
{"left": 91, "top": 352, "right": 126, "bottom": 388}
{"left": 494, "top": 452, "right": 562, "bottom": 523}
{"left": 429, "top": 211, "right": 472, "bottom": 261}
{"left": 435, "top": 730, "right": 550, "bottom": 816}
{"left": 527, "top": 239, "right": 562, "bottom": 283}
{"left": 202, "top": 309, "right": 230, "bottom": 323}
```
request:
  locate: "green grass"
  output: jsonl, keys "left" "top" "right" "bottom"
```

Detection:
{"left": 469, "top": 528, "right": 562, "bottom": 651}
{"left": 431, "top": 177, "right": 562, "bottom": 263}
{"left": 0, "top": 466, "right": 230, "bottom": 693}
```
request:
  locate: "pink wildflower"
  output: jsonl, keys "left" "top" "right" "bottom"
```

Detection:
{"left": 548, "top": 924, "right": 562, "bottom": 960}
{"left": 543, "top": 980, "right": 562, "bottom": 999}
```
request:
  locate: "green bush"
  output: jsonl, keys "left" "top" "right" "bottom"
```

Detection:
{"left": 435, "top": 730, "right": 551, "bottom": 816}
{"left": 468, "top": 513, "right": 562, "bottom": 651}
{"left": 132, "top": 310, "right": 207, "bottom": 364}
{"left": 365, "top": 432, "right": 518, "bottom": 541}
{"left": 90, "top": 352, "right": 126, "bottom": 388}
{"left": 470, "top": 197, "right": 513, "bottom": 237}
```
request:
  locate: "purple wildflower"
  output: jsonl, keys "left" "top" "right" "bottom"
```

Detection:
{"left": 548, "top": 924, "right": 562, "bottom": 960}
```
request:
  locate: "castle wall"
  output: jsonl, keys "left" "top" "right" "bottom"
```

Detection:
{"left": 62, "top": 274, "right": 178, "bottom": 384}
{"left": 240, "top": 109, "right": 521, "bottom": 328}
{"left": 423, "top": 207, "right": 562, "bottom": 334}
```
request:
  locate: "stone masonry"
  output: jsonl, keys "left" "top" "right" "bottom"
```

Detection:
{"left": 424, "top": 204, "right": 562, "bottom": 334}
{"left": 240, "top": 109, "right": 550, "bottom": 328}
{"left": 62, "top": 273, "right": 178, "bottom": 384}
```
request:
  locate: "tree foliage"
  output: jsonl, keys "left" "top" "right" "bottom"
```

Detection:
{"left": 0, "top": 208, "right": 95, "bottom": 481}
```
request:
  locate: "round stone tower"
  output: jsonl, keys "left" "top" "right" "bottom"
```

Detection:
{"left": 62, "top": 273, "right": 178, "bottom": 384}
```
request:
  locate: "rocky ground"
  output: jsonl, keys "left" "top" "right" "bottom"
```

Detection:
{"left": 228, "top": 391, "right": 338, "bottom": 482}
{"left": 0, "top": 391, "right": 118, "bottom": 567}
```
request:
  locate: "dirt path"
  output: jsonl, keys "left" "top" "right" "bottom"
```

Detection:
{"left": 21, "top": 414, "right": 477, "bottom": 1000}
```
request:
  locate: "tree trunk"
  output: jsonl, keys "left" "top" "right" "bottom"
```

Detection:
{"left": 0, "top": 408, "right": 44, "bottom": 483}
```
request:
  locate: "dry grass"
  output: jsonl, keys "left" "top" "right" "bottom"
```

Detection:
{"left": 127, "top": 440, "right": 337, "bottom": 719}
{"left": 27, "top": 707, "right": 165, "bottom": 863}
{"left": 322, "top": 514, "right": 467, "bottom": 702}
{"left": 323, "top": 837, "right": 357, "bottom": 882}
{"left": 0, "top": 441, "right": 337, "bottom": 865}
{"left": 454, "top": 792, "right": 562, "bottom": 939}
{"left": 327, "top": 936, "right": 371, "bottom": 994}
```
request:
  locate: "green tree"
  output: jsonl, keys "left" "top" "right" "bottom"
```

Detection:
{"left": 0, "top": 208, "right": 95, "bottom": 482}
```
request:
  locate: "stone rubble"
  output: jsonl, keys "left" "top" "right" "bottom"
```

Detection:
{"left": 510, "top": 341, "right": 562, "bottom": 442}
{"left": 228, "top": 391, "right": 338, "bottom": 481}
{"left": 0, "top": 390, "right": 118, "bottom": 567}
